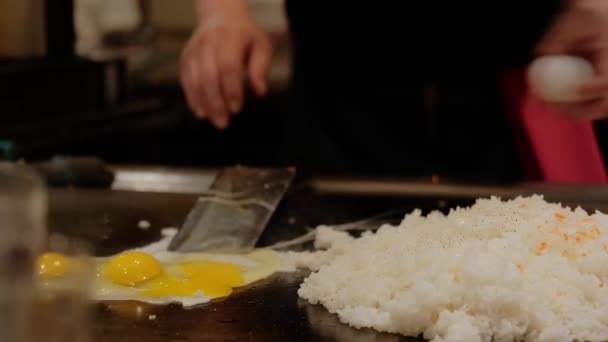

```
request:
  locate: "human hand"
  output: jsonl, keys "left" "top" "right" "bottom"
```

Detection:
{"left": 535, "top": 0, "right": 608, "bottom": 120}
{"left": 180, "top": 1, "right": 273, "bottom": 129}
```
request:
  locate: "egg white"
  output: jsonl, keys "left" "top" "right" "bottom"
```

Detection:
{"left": 90, "top": 249, "right": 286, "bottom": 307}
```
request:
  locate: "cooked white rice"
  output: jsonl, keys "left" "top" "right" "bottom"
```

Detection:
{"left": 290, "top": 196, "right": 608, "bottom": 342}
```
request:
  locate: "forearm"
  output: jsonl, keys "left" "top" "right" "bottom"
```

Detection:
{"left": 195, "top": 0, "right": 250, "bottom": 22}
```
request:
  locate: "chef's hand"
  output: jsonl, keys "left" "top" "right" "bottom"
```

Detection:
{"left": 536, "top": 0, "right": 608, "bottom": 120}
{"left": 180, "top": 0, "right": 273, "bottom": 129}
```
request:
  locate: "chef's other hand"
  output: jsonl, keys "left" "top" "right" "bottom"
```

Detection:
{"left": 536, "top": 0, "right": 608, "bottom": 120}
{"left": 180, "top": 0, "right": 273, "bottom": 129}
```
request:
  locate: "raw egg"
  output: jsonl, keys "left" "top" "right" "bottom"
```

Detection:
{"left": 36, "top": 252, "right": 70, "bottom": 280}
{"left": 103, "top": 251, "right": 162, "bottom": 286}
{"left": 36, "top": 249, "right": 285, "bottom": 307}
{"left": 528, "top": 55, "right": 594, "bottom": 102}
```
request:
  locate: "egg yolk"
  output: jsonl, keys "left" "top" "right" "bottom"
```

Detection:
{"left": 142, "top": 261, "right": 243, "bottom": 298}
{"left": 36, "top": 252, "right": 70, "bottom": 279}
{"left": 104, "top": 252, "right": 162, "bottom": 286}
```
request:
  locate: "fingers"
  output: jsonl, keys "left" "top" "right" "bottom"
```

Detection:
{"left": 534, "top": 4, "right": 608, "bottom": 120}
{"left": 180, "top": 46, "right": 206, "bottom": 119}
{"left": 218, "top": 36, "right": 246, "bottom": 115}
{"left": 571, "top": 46, "right": 608, "bottom": 110}
{"left": 591, "top": 42, "right": 608, "bottom": 77}
{"left": 536, "top": 6, "right": 596, "bottom": 56}
{"left": 248, "top": 35, "right": 273, "bottom": 97}
{"left": 536, "top": 36, "right": 596, "bottom": 57}
{"left": 179, "top": 24, "right": 272, "bottom": 128}
{"left": 546, "top": 98, "right": 608, "bottom": 120}
{"left": 542, "top": 70, "right": 608, "bottom": 119}
{"left": 180, "top": 31, "right": 233, "bottom": 130}
{"left": 578, "top": 77, "right": 608, "bottom": 100}
{"left": 542, "top": 77, "right": 608, "bottom": 119}
{"left": 198, "top": 42, "right": 231, "bottom": 129}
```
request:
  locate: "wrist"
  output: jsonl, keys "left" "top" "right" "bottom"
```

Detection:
{"left": 196, "top": 0, "right": 250, "bottom": 22}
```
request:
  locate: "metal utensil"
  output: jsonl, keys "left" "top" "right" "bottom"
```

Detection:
{"left": 168, "top": 166, "right": 295, "bottom": 253}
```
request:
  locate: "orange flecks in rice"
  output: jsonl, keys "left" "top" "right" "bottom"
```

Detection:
{"left": 600, "top": 282, "right": 605, "bottom": 289}
{"left": 555, "top": 290, "right": 562, "bottom": 297}
{"left": 573, "top": 230, "right": 598, "bottom": 242}
{"left": 555, "top": 213, "right": 566, "bottom": 222}
{"left": 563, "top": 234, "right": 569, "bottom": 241}
{"left": 581, "top": 252, "right": 588, "bottom": 257}
{"left": 538, "top": 242, "right": 548, "bottom": 252}
{"left": 583, "top": 218, "right": 593, "bottom": 223}
{"left": 549, "top": 228, "right": 561, "bottom": 235}
{"left": 516, "top": 264, "right": 524, "bottom": 272}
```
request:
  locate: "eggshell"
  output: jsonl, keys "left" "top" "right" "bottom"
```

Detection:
{"left": 528, "top": 55, "right": 594, "bottom": 102}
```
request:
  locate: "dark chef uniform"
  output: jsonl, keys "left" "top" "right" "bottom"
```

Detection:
{"left": 279, "top": 1, "right": 563, "bottom": 182}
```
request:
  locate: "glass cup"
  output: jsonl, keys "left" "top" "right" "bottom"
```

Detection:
{"left": 30, "top": 235, "right": 92, "bottom": 342}
{"left": 0, "top": 162, "right": 47, "bottom": 342}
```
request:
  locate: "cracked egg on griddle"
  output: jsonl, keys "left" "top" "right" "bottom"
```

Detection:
{"left": 35, "top": 248, "right": 286, "bottom": 307}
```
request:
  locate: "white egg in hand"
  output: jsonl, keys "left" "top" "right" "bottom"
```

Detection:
{"left": 528, "top": 55, "right": 594, "bottom": 102}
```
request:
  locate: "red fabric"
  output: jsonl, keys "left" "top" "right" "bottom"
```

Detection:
{"left": 500, "top": 69, "right": 607, "bottom": 184}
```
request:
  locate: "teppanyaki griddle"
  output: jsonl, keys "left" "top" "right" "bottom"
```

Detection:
{"left": 49, "top": 184, "right": 468, "bottom": 341}
{"left": 47, "top": 180, "right": 608, "bottom": 342}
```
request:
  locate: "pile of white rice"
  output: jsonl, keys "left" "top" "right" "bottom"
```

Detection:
{"left": 289, "top": 196, "right": 608, "bottom": 342}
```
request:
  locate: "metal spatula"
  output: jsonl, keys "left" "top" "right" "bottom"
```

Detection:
{"left": 167, "top": 166, "right": 295, "bottom": 253}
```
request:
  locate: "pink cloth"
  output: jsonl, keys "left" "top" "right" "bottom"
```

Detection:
{"left": 500, "top": 69, "right": 607, "bottom": 183}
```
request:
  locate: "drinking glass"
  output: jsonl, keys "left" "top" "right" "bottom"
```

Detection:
{"left": 0, "top": 162, "right": 47, "bottom": 342}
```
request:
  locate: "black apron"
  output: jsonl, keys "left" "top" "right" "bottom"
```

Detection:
{"left": 279, "top": 1, "right": 562, "bottom": 182}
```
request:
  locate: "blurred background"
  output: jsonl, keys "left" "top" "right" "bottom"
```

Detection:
{"left": 3, "top": 0, "right": 608, "bottom": 177}
{"left": 0, "top": 0, "right": 290, "bottom": 167}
